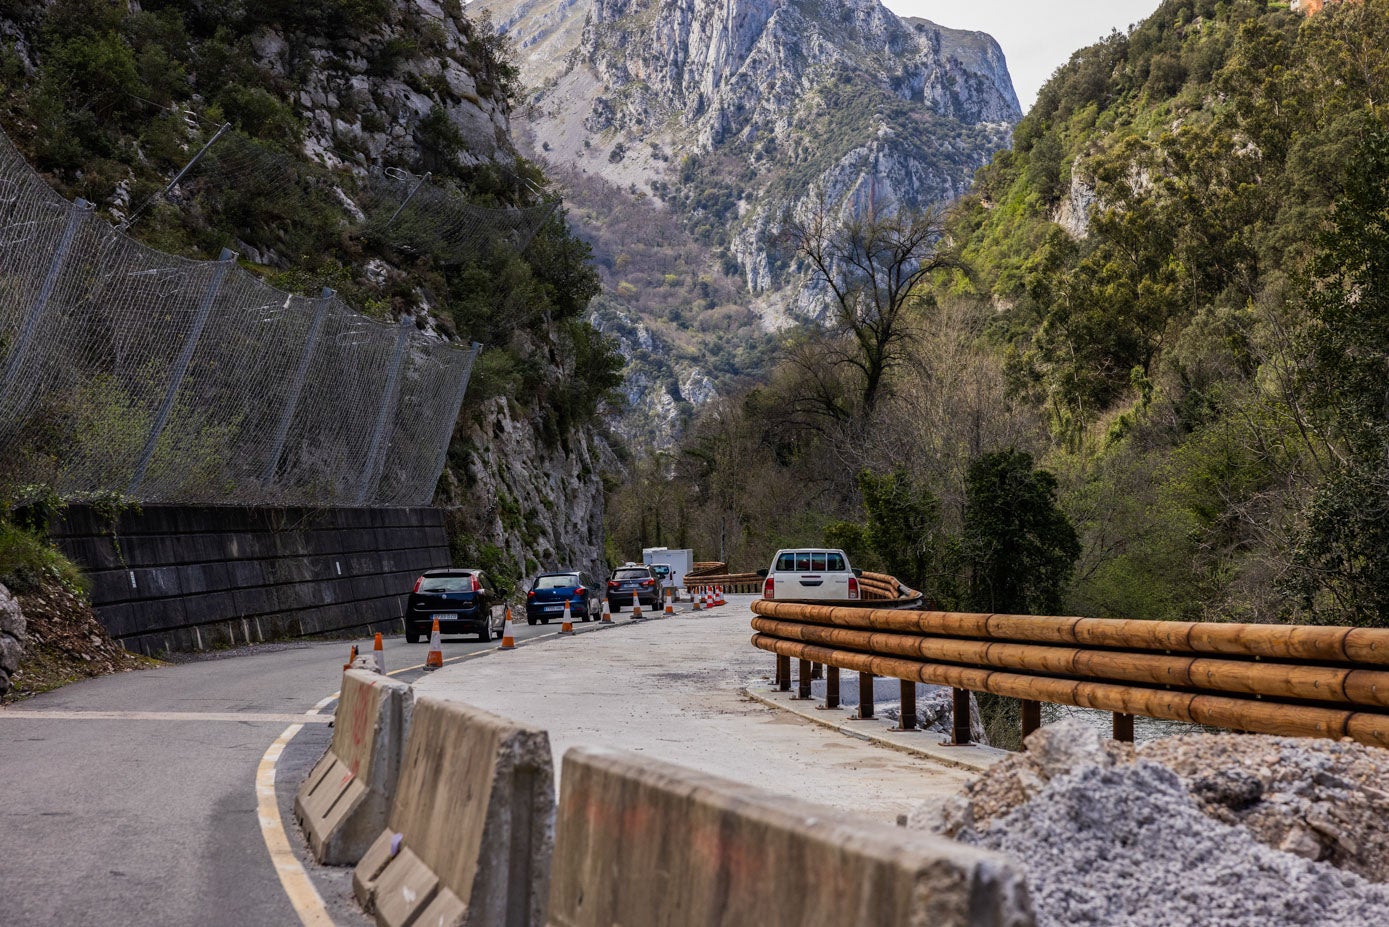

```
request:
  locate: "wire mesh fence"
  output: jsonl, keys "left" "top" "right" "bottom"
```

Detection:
{"left": 0, "top": 127, "right": 479, "bottom": 507}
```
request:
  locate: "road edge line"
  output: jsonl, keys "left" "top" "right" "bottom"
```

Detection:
{"left": 257, "top": 720, "right": 336, "bottom": 926}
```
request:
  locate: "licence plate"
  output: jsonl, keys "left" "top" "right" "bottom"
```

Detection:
{"left": 545, "top": 605, "right": 562, "bottom": 612}
{"left": 430, "top": 613, "right": 452, "bottom": 621}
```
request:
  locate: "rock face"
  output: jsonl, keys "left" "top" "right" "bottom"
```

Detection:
{"left": 0, "top": 583, "right": 24, "bottom": 695}
{"left": 478, "top": 0, "right": 1019, "bottom": 445}
{"left": 440, "top": 398, "right": 609, "bottom": 582}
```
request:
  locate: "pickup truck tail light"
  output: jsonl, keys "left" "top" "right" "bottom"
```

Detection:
{"left": 763, "top": 575, "right": 774, "bottom": 599}
{"left": 412, "top": 576, "right": 424, "bottom": 593}
{"left": 848, "top": 576, "right": 859, "bottom": 600}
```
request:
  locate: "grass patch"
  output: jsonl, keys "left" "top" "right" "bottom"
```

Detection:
{"left": 0, "top": 520, "right": 88, "bottom": 597}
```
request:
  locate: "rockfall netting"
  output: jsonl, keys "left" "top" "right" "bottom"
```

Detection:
{"left": 0, "top": 129, "right": 478, "bottom": 507}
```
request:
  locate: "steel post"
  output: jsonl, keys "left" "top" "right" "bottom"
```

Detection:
{"left": 354, "top": 316, "right": 413, "bottom": 505}
{"left": 796, "top": 658, "right": 812, "bottom": 700}
{"left": 262, "top": 288, "right": 332, "bottom": 486}
{"left": 824, "top": 665, "right": 840, "bottom": 709}
{"left": 811, "top": 661, "right": 823, "bottom": 680}
{"left": 1, "top": 198, "right": 91, "bottom": 397}
{"left": 777, "top": 654, "right": 791, "bottom": 692}
{"left": 128, "top": 248, "right": 236, "bottom": 496}
{"left": 857, "top": 671, "right": 875, "bottom": 719}
{"left": 950, "top": 687, "right": 972, "bottom": 745}
{"left": 896, "top": 680, "right": 917, "bottom": 732}
{"left": 1114, "top": 712, "right": 1135, "bottom": 743}
{"left": 1022, "top": 699, "right": 1042, "bottom": 740}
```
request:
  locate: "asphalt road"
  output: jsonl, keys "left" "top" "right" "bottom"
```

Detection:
{"left": 0, "top": 620, "right": 563, "bottom": 927}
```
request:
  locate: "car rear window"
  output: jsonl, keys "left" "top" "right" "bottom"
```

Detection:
{"left": 827, "top": 553, "right": 846, "bottom": 571}
{"left": 613, "top": 569, "right": 649, "bottom": 580}
{"left": 775, "top": 552, "right": 846, "bottom": 572}
{"left": 536, "top": 574, "right": 580, "bottom": 589}
{"left": 420, "top": 575, "right": 472, "bottom": 592}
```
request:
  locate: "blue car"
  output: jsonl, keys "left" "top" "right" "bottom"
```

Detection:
{"left": 525, "top": 572, "right": 596, "bottom": 625}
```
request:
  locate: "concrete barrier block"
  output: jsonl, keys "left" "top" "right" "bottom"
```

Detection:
{"left": 352, "top": 698, "right": 554, "bottom": 927}
{"left": 546, "top": 747, "right": 1034, "bottom": 927}
{"left": 295, "top": 669, "right": 413, "bottom": 865}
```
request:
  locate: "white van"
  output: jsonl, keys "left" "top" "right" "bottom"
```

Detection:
{"left": 760, "top": 548, "right": 860, "bottom": 601}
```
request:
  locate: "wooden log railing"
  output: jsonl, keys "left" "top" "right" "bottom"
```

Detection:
{"left": 750, "top": 601, "right": 1389, "bottom": 749}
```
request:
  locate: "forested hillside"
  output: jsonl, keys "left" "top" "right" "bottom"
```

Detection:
{"left": 612, "top": 0, "right": 1389, "bottom": 630}
{"left": 0, "top": 0, "right": 623, "bottom": 592}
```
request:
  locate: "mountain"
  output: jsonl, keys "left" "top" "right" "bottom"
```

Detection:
{"left": 476, "top": 0, "right": 1021, "bottom": 448}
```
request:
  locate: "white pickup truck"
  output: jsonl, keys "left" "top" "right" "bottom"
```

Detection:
{"left": 760, "top": 548, "right": 860, "bottom": 601}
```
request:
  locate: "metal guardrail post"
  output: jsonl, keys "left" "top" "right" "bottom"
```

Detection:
{"left": 823, "top": 666, "right": 840, "bottom": 710}
{"left": 857, "top": 672, "right": 875, "bottom": 719}
{"left": 128, "top": 248, "right": 236, "bottom": 496}
{"left": 776, "top": 655, "right": 790, "bottom": 692}
{"left": 1114, "top": 712, "right": 1135, "bottom": 743}
{"left": 895, "top": 681, "right": 917, "bottom": 732}
{"left": 1, "top": 198, "right": 90, "bottom": 396}
{"left": 950, "top": 688, "right": 972, "bottom": 745}
{"left": 796, "top": 659, "right": 812, "bottom": 700}
{"left": 1022, "top": 700, "right": 1042, "bottom": 739}
{"left": 811, "top": 661, "right": 823, "bottom": 680}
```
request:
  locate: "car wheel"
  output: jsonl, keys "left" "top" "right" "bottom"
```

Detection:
{"left": 527, "top": 616, "right": 537, "bottom": 626}
{"left": 541, "top": 617, "right": 550, "bottom": 625}
{"left": 406, "top": 626, "right": 421, "bottom": 644}
{"left": 479, "top": 623, "right": 492, "bottom": 643}
{"left": 611, "top": 603, "right": 622, "bottom": 613}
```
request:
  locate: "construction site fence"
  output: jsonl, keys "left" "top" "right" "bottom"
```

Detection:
{"left": 751, "top": 602, "right": 1389, "bottom": 750}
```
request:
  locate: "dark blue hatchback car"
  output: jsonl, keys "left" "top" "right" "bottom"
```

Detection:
{"left": 405, "top": 568, "right": 503, "bottom": 643}
{"left": 525, "top": 572, "right": 596, "bottom": 625}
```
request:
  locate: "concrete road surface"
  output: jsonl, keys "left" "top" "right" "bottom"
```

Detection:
{"left": 415, "top": 593, "right": 976, "bottom": 822}
{"left": 0, "top": 620, "right": 560, "bottom": 927}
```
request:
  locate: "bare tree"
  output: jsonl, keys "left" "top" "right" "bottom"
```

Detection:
{"left": 789, "top": 201, "right": 961, "bottom": 417}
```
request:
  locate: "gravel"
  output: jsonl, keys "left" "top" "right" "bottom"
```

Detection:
{"left": 916, "top": 719, "right": 1389, "bottom": 927}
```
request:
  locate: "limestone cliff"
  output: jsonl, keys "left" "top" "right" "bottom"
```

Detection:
{"left": 477, "top": 0, "right": 1020, "bottom": 447}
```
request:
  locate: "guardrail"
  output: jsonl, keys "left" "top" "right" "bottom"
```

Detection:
{"left": 684, "top": 569, "right": 926, "bottom": 606}
{"left": 750, "top": 603, "right": 1389, "bottom": 749}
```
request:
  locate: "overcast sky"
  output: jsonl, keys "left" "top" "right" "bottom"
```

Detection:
{"left": 884, "top": 1, "right": 1163, "bottom": 111}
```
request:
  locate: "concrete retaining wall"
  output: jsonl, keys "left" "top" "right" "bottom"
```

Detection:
{"left": 546, "top": 746, "right": 1035, "bottom": 927}
{"left": 43, "top": 503, "right": 452, "bottom": 654}
{"left": 296, "top": 669, "right": 413, "bottom": 865}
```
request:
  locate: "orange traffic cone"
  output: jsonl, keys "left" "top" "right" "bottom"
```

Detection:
{"left": 343, "top": 644, "right": 358, "bottom": 670}
{"left": 601, "top": 599, "right": 613, "bottom": 623}
{"left": 372, "top": 632, "right": 386, "bottom": 674}
{"left": 561, "top": 599, "right": 574, "bottom": 635}
{"left": 631, "top": 590, "right": 644, "bottom": 620}
{"left": 499, "top": 606, "right": 516, "bottom": 650}
{"left": 424, "top": 618, "right": 444, "bottom": 670}
{"left": 664, "top": 588, "right": 675, "bottom": 616}
{"left": 715, "top": 585, "right": 726, "bottom": 607}
{"left": 692, "top": 587, "right": 703, "bottom": 611}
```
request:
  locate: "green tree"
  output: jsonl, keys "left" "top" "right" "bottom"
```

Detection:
{"left": 1288, "top": 123, "right": 1389, "bottom": 625}
{"left": 963, "top": 450, "right": 1080, "bottom": 614}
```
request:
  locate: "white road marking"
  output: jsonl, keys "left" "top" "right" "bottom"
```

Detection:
{"left": 0, "top": 709, "right": 334, "bottom": 724}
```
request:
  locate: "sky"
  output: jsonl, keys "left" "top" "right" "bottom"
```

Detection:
{"left": 883, "top": 1, "right": 1164, "bottom": 111}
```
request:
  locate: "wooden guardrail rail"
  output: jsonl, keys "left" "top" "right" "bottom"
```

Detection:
{"left": 750, "top": 602, "right": 1389, "bottom": 749}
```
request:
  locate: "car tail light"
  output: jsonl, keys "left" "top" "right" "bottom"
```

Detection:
{"left": 526, "top": 590, "right": 535, "bottom": 599}
{"left": 575, "top": 587, "right": 586, "bottom": 596}
{"left": 763, "top": 575, "right": 774, "bottom": 599}
{"left": 471, "top": 575, "right": 482, "bottom": 592}
{"left": 848, "top": 576, "right": 859, "bottom": 600}
{"left": 608, "top": 581, "right": 619, "bottom": 588}
{"left": 412, "top": 576, "right": 424, "bottom": 593}
{"left": 640, "top": 579, "right": 654, "bottom": 586}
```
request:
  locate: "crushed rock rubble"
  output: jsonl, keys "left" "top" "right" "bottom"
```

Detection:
{"left": 914, "top": 718, "right": 1389, "bottom": 927}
